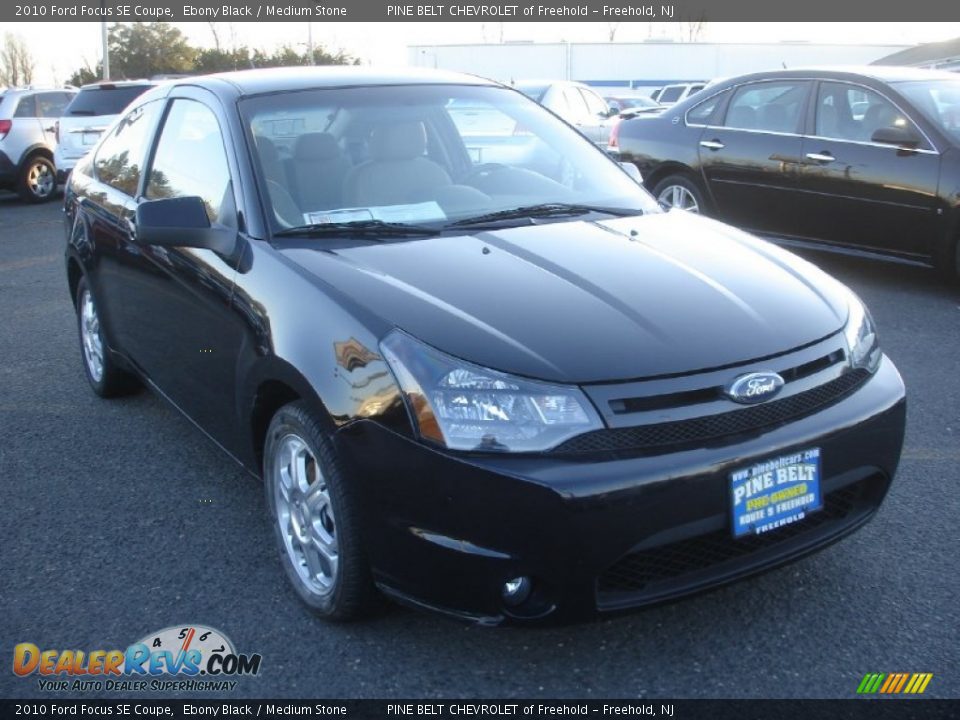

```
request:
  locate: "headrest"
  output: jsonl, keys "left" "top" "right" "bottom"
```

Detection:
{"left": 369, "top": 121, "right": 427, "bottom": 161}
{"left": 294, "top": 132, "right": 341, "bottom": 161}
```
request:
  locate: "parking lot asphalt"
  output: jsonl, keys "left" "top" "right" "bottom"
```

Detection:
{"left": 0, "top": 193, "right": 958, "bottom": 700}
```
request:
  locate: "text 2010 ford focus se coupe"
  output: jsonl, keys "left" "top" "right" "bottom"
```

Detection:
{"left": 63, "top": 68, "right": 906, "bottom": 624}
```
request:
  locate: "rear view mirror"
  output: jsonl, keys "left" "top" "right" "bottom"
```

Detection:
{"left": 135, "top": 196, "right": 237, "bottom": 255}
{"left": 871, "top": 125, "right": 921, "bottom": 148}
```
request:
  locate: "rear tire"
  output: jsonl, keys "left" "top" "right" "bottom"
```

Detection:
{"left": 264, "top": 401, "right": 378, "bottom": 621}
{"left": 75, "top": 276, "right": 140, "bottom": 397}
{"left": 652, "top": 173, "right": 707, "bottom": 215}
{"left": 18, "top": 154, "right": 57, "bottom": 203}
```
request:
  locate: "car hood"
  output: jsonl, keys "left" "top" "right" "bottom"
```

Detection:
{"left": 278, "top": 211, "right": 850, "bottom": 383}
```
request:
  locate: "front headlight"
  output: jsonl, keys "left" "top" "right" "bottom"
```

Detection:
{"left": 844, "top": 292, "right": 881, "bottom": 372}
{"left": 380, "top": 330, "right": 603, "bottom": 453}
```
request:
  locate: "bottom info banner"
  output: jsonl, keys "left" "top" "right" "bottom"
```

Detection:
{"left": 2, "top": 700, "right": 958, "bottom": 720}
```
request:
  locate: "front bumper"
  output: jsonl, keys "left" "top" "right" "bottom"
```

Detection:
{"left": 336, "top": 356, "right": 906, "bottom": 624}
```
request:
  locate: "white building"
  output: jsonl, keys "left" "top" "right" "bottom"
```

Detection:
{"left": 409, "top": 41, "right": 913, "bottom": 93}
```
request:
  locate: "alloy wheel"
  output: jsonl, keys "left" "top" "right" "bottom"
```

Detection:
{"left": 273, "top": 434, "right": 339, "bottom": 596}
{"left": 27, "top": 161, "right": 55, "bottom": 199}
{"left": 658, "top": 184, "right": 700, "bottom": 213}
{"left": 80, "top": 289, "right": 104, "bottom": 383}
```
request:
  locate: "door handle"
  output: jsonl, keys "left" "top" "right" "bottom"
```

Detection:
{"left": 805, "top": 152, "right": 835, "bottom": 163}
{"left": 699, "top": 140, "right": 725, "bottom": 150}
{"left": 44, "top": 125, "right": 56, "bottom": 133}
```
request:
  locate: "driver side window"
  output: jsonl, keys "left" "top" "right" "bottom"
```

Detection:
{"left": 146, "top": 100, "right": 234, "bottom": 224}
{"left": 815, "top": 82, "right": 918, "bottom": 144}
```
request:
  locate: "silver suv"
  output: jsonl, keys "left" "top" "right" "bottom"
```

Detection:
{"left": 0, "top": 87, "right": 76, "bottom": 202}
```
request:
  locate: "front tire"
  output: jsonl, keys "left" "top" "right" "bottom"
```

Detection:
{"left": 75, "top": 276, "right": 140, "bottom": 397}
{"left": 264, "top": 402, "right": 376, "bottom": 620}
{"left": 18, "top": 154, "right": 57, "bottom": 203}
{"left": 652, "top": 173, "right": 706, "bottom": 215}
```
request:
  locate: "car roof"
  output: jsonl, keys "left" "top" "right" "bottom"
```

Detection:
{"left": 716, "top": 65, "right": 959, "bottom": 86}
{"left": 179, "top": 66, "right": 498, "bottom": 98}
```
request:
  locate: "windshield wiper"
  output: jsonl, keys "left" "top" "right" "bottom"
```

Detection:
{"left": 273, "top": 219, "right": 441, "bottom": 239}
{"left": 448, "top": 203, "right": 639, "bottom": 229}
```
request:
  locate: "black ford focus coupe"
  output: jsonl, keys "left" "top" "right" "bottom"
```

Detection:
{"left": 63, "top": 68, "right": 906, "bottom": 624}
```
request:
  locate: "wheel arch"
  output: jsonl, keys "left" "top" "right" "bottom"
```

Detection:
{"left": 643, "top": 162, "right": 702, "bottom": 194}
{"left": 18, "top": 142, "right": 54, "bottom": 167}
{"left": 243, "top": 357, "right": 335, "bottom": 478}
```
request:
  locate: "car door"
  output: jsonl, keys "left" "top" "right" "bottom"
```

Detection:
{"left": 698, "top": 79, "right": 810, "bottom": 236}
{"left": 794, "top": 80, "right": 941, "bottom": 257}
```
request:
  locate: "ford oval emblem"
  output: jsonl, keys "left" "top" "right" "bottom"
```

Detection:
{"left": 725, "top": 371, "right": 785, "bottom": 405}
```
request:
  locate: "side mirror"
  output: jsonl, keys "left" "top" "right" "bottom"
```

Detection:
{"left": 619, "top": 162, "right": 643, "bottom": 184}
{"left": 135, "top": 196, "right": 237, "bottom": 255}
{"left": 871, "top": 125, "right": 921, "bottom": 148}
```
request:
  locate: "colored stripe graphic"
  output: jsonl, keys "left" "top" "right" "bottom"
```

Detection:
{"left": 857, "top": 673, "right": 933, "bottom": 694}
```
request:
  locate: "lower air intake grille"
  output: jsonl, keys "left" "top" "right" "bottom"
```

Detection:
{"left": 597, "top": 479, "right": 870, "bottom": 602}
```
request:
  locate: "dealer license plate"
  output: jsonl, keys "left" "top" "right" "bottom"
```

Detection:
{"left": 730, "top": 448, "right": 822, "bottom": 538}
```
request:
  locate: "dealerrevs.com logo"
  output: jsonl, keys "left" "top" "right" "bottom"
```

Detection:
{"left": 13, "top": 625, "right": 262, "bottom": 692}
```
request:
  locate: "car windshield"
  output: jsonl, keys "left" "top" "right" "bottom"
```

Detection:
{"left": 240, "top": 83, "right": 657, "bottom": 233}
{"left": 896, "top": 80, "right": 960, "bottom": 143}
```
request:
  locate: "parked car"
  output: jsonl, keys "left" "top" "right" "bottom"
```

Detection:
{"left": 54, "top": 80, "right": 156, "bottom": 183}
{"left": 64, "top": 67, "right": 905, "bottom": 624}
{"left": 650, "top": 82, "right": 707, "bottom": 107}
{"left": 615, "top": 67, "right": 960, "bottom": 279}
{"left": 514, "top": 79, "right": 616, "bottom": 146}
{"left": 0, "top": 86, "right": 76, "bottom": 201}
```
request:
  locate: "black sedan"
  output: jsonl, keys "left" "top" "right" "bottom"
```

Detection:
{"left": 63, "top": 67, "right": 905, "bottom": 624}
{"left": 615, "top": 67, "right": 960, "bottom": 280}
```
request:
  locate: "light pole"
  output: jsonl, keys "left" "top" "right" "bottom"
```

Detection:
{"left": 100, "top": 19, "right": 110, "bottom": 80}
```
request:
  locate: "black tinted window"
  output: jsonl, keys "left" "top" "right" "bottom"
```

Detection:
{"left": 94, "top": 100, "right": 162, "bottom": 196}
{"left": 67, "top": 85, "right": 153, "bottom": 116}
{"left": 146, "top": 100, "right": 232, "bottom": 223}
{"left": 14, "top": 95, "right": 36, "bottom": 118}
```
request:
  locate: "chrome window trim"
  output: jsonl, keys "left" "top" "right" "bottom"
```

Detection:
{"left": 802, "top": 133, "right": 940, "bottom": 155}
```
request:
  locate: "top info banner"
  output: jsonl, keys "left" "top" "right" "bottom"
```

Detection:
{"left": 6, "top": 0, "right": 960, "bottom": 22}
